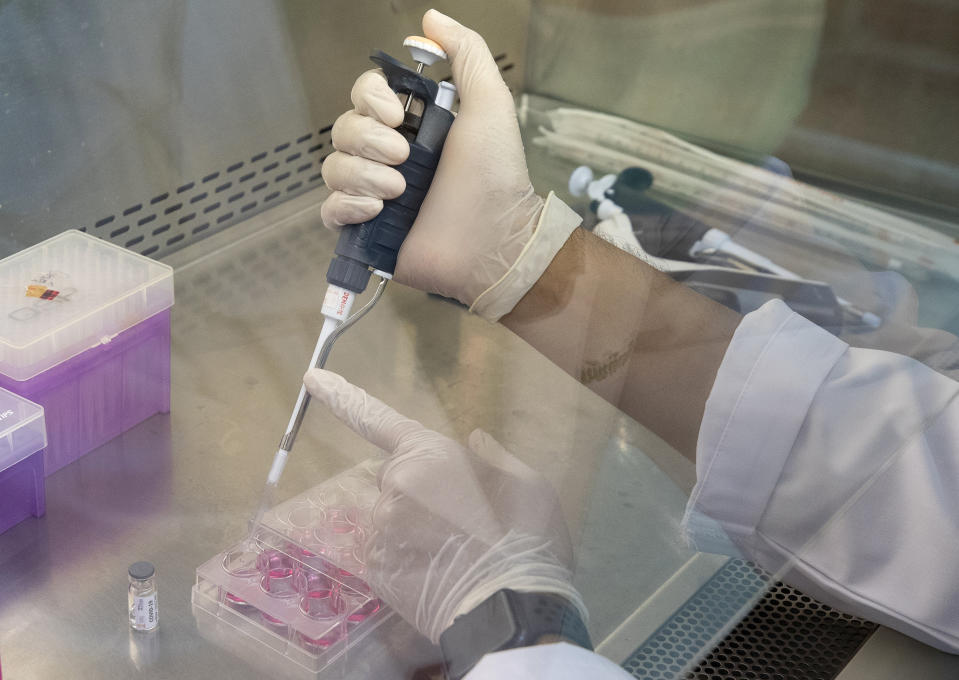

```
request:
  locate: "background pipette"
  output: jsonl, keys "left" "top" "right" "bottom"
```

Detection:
{"left": 252, "top": 36, "right": 455, "bottom": 532}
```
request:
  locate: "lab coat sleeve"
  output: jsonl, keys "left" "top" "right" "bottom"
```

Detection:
{"left": 683, "top": 299, "right": 959, "bottom": 653}
{"left": 465, "top": 642, "right": 634, "bottom": 680}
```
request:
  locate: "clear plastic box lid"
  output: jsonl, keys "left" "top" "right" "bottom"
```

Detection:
{"left": 0, "top": 230, "right": 174, "bottom": 381}
{"left": 0, "top": 386, "right": 46, "bottom": 472}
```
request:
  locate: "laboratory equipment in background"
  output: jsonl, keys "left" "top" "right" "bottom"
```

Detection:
{"left": 263, "top": 37, "right": 455, "bottom": 493}
{"left": 568, "top": 164, "right": 875, "bottom": 331}
{"left": 537, "top": 108, "right": 959, "bottom": 284}
{"left": 193, "top": 460, "right": 389, "bottom": 679}
{"left": 0, "top": 231, "right": 173, "bottom": 475}
{"left": 0, "top": 387, "right": 46, "bottom": 535}
{"left": 128, "top": 561, "right": 159, "bottom": 631}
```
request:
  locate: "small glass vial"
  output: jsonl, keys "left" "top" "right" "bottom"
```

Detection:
{"left": 128, "top": 561, "right": 158, "bottom": 631}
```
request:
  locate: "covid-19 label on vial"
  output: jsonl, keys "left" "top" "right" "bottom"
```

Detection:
{"left": 133, "top": 594, "right": 158, "bottom": 630}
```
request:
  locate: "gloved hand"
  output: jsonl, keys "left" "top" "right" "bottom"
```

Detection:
{"left": 303, "top": 368, "right": 585, "bottom": 643}
{"left": 320, "top": 10, "right": 581, "bottom": 321}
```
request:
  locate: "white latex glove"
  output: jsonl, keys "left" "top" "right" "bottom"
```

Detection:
{"left": 303, "top": 368, "right": 585, "bottom": 643}
{"left": 320, "top": 10, "right": 581, "bottom": 321}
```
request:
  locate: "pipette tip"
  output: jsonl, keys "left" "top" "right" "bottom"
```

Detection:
{"left": 248, "top": 481, "right": 277, "bottom": 543}
{"left": 266, "top": 448, "right": 289, "bottom": 486}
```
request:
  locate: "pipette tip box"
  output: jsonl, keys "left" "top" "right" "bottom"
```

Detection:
{"left": 0, "top": 231, "right": 174, "bottom": 475}
{"left": 192, "top": 460, "right": 391, "bottom": 679}
{"left": 0, "top": 387, "right": 47, "bottom": 535}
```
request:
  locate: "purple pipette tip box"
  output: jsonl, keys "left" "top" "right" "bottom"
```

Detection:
{"left": 0, "top": 387, "right": 46, "bottom": 535}
{"left": 0, "top": 231, "right": 174, "bottom": 475}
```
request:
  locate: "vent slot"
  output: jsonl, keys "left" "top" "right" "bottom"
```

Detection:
{"left": 83, "top": 52, "right": 516, "bottom": 259}
{"left": 83, "top": 123, "right": 329, "bottom": 258}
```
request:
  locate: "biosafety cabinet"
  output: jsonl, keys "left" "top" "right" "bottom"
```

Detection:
{"left": 1, "top": 2, "right": 956, "bottom": 679}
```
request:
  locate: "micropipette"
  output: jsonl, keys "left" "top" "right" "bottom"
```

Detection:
{"left": 251, "top": 36, "right": 456, "bottom": 532}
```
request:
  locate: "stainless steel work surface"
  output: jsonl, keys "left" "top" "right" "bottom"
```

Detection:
{"left": 2, "top": 194, "right": 958, "bottom": 678}
{"left": 0, "top": 189, "right": 707, "bottom": 679}
{"left": 2, "top": 2, "right": 957, "bottom": 677}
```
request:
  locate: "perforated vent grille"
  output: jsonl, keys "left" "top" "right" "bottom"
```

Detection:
{"left": 79, "top": 125, "right": 332, "bottom": 260}
{"left": 621, "top": 560, "right": 877, "bottom": 680}
{"left": 78, "top": 54, "right": 518, "bottom": 261}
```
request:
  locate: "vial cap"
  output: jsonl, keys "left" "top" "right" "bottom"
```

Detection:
{"left": 128, "top": 561, "right": 156, "bottom": 580}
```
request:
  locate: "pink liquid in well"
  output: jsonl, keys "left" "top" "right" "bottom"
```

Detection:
{"left": 323, "top": 507, "right": 355, "bottom": 533}
{"left": 299, "top": 589, "right": 343, "bottom": 620}
{"left": 294, "top": 567, "right": 332, "bottom": 596}
{"left": 258, "top": 550, "right": 297, "bottom": 598}
{"left": 259, "top": 610, "right": 289, "bottom": 634}
{"left": 297, "top": 625, "right": 346, "bottom": 650}
{"left": 343, "top": 594, "right": 381, "bottom": 623}
{"left": 295, "top": 586, "right": 347, "bottom": 650}
{"left": 257, "top": 550, "right": 294, "bottom": 577}
{"left": 332, "top": 571, "right": 379, "bottom": 624}
{"left": 224, "top": 591, "right": 251, "bottom": 608}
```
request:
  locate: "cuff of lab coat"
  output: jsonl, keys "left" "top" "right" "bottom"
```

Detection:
{"left": 681, "top": 300, "right": 848, "bottom": 555}
{"left": 466, "top": 642, "right": 634, "bottom": 680}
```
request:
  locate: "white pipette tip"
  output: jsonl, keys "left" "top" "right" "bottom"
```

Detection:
{"left": 266, "top": 448, "right": 289, "bottom": 486}
{"left": 861, "top": 312, "right": 881, "bottom": 329}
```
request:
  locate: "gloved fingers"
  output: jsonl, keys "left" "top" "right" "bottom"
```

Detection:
{"left": 331, "top": 110, "right": 409, "bottom": 165}
{"left": 468, "top": 428, "right": 545, "bottom": 483}
{"left": 303, "top": 369, "right": 425, "bottom": 454}
{"left": 351, "top": 69, "right": 405, "bottom": 128}
{"left": 376, "top": 443, "right": 505, "bottom": 543}
{"left": 422, "top": 10, "right": 513, "bottom": 110}
{"left": 467, "top": 429, "right": 574, "bottom": 566}
{"left": 320, "top": 191, "right": 383, "bottom": 230}
{"left": 321, "top": 151, "right": 406, "bottom": 199}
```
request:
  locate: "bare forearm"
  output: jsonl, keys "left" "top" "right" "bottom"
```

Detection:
{"left": 501, "top": 228, "right": 741, "bottom": 460}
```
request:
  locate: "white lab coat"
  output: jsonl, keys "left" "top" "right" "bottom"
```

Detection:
{"left": 467, "top": 299, "right": 959, "bottom": 679}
